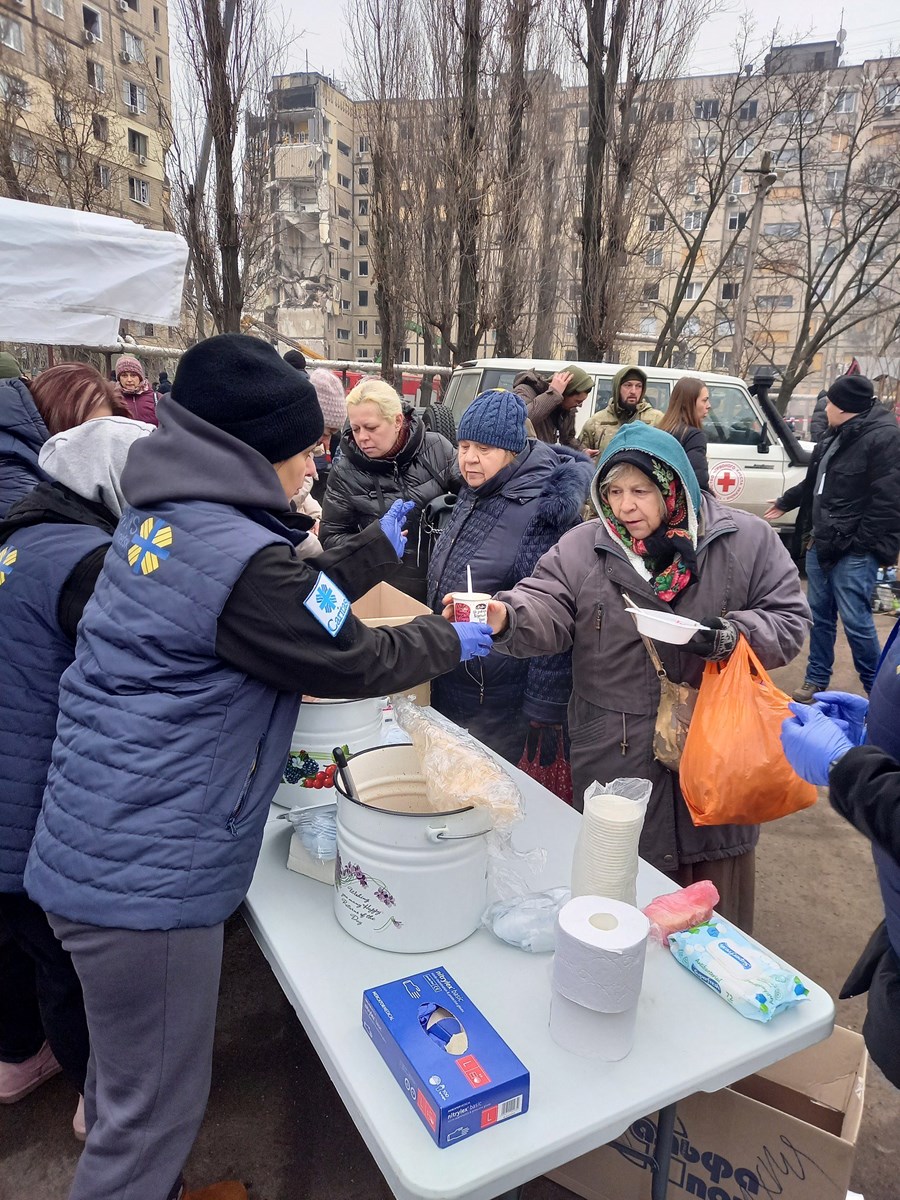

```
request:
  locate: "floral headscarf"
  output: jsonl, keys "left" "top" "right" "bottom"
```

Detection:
{"left": 598, "top": 449, "right": 699, "bottom": 601}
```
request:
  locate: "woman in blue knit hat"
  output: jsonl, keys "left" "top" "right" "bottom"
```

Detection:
{"left": 427, "top": 389, "right": 594, "bottom": 766}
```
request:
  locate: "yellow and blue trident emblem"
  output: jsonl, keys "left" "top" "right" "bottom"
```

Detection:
{"left": 127, "top": 518, "right": 173, "bottom": 576}
{"left": 0, "top": 544, "right": 16, "bottom": 586}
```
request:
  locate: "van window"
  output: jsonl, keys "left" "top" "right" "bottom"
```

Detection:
{"left": 446, "top": 371, "right": 481, "bottom": 424}
{"left": 480, "top": 368, "right": 518, "bottom": 393}
{"left": 703, "top": 385, "right": 763, "bottom": 445}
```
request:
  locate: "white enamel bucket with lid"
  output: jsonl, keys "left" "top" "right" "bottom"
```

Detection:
{"left": 272, "top": 696, "right": 384, "bottom": 808}
{"left": 333, "top": 744, "right": 492, "bottom": 953}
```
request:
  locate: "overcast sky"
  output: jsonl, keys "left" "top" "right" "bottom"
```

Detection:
{"left": 275, "top": 0, "right": 900, "bottom": 84}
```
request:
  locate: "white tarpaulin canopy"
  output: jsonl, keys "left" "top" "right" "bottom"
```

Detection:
{"left": 0, "top": 197, "right": 189, "bottom": 346}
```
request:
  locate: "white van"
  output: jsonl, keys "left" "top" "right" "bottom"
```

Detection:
{"left": 441, "top": 358, "right": 811, "bottom": 538}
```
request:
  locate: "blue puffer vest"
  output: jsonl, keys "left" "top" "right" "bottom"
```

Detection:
{"left": 0, "top": 523, "right": 111, "bottom": 891}
{"left": 866, "top": 621, "right": 900, "bottom": 959}
{"left": 25, "top": 500, "right": 302, "bottom": 930}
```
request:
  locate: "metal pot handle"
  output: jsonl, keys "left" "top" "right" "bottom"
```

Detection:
{"left": 426, "top": 823, "right": 492, "bottom": 843}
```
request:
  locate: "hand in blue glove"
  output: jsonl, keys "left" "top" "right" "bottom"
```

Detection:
{"left": 378, "top": 499, "right": 415, "bottom": 559}
{"left": 452, "top": 622, "right": 494, "bottom": 662}
{"left": 780, "top": 702, "right": 854, "bottom": 787}
{"left": 812, "top": 691, "right": 868, "bottom": 748}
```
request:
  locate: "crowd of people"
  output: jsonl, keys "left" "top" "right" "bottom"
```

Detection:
{"left": 0, "top": 339, "right": 897, "bottom": 1200}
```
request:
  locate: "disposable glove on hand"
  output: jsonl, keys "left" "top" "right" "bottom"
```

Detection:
{"left": 812, "top": 691, "right": 868, "bottom": 748}
{"left": 684, "top": 616, "right": 739, "bottom": 661}
{"left": 452, "top": 622, "right": 494, "bottom": 662}
{"left": 378, "top": 500, "right": 415, "bottom": 559}
{"left": 781, "top": 702, "right": 854, "bottom": 786}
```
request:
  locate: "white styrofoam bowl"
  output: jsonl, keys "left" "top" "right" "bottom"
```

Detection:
{"left": 625, "top": 606, "right": 708, "bottom": 645}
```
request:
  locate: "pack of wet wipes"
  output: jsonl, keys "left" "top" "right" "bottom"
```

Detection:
{"left": 362, "top": 967, "right": 529, "bottom": 1147}
{"left": 669, "top": 919, "right": 810, "bottom": 1022}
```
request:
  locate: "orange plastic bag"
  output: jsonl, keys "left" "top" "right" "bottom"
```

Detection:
{"left": 679, "top": 636, "right": 817, "bottom": 826}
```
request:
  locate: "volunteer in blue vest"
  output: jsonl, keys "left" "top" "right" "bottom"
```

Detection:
{"left": 781, "top": 653, "right": 900, "bottom": 1090}
{"left": 24, "top": 334, "right": 493, "bottom": 1200}
{"left": 0, "top": 387, "right": 153, "bottom": 1142}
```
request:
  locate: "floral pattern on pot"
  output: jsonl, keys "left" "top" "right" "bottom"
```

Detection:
{"left": 335, "top": 849, "right": 403, "bottom": 931}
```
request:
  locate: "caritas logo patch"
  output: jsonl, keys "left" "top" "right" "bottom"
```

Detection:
{"left": 455, "top": 1055, "right": 492, "bottom": 1089}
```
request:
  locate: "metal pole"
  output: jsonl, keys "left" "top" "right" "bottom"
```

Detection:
{"left": 731, "top": 151, "right": 777, "bottom": 373}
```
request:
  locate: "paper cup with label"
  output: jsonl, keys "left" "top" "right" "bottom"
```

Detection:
{"left": 452, "top": 592, "right": 491, "bottom": 623}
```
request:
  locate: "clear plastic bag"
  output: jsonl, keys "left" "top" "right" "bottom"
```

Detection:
{"left": 482, "top": 887, "right": 570, "bottom": 953}
{"left": 281, "top": 803, "right": 337, "bottom": 862}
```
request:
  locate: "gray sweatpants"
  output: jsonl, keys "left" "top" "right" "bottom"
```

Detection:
{"left": 49, "top": 916, "right": 224, "bottom": 1200}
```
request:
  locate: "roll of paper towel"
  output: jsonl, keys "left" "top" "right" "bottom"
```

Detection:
{"left": 552, "top": 896, "right": 650, "bottom": 1013}
{"left": 549, "top": 987, "right": 640, "bottom": 1060}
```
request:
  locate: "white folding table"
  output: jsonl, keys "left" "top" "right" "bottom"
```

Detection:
{"left": 243, "top": 761, "right": 834, "bottom": 1200}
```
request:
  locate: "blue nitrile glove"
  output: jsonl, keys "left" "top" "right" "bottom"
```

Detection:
{"left": 781, "top": 702, "right": 854, "bottom": 787}
{"left": 379, "top": 500, "right": 415, "bottom": 559}
{"left": 452, "top": 622, "right": 494, "bottom": 662}
{"left": 812, "top": 691, "right": 869, "bottom": 748}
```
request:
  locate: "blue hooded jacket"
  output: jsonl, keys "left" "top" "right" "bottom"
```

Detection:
{"left": 0, "top": 379, "right": 51, "bottom": 516}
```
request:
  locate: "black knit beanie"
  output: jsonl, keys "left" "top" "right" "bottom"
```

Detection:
{"left": 827, "top": 374, "right": 875, "bottom": 414}
{"left": 172, "top": 334, "right": 324, "bottom": 462}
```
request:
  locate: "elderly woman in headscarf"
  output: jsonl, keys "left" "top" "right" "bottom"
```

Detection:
{"left": 466, "top": 424, "right": 810, "bottom": 929}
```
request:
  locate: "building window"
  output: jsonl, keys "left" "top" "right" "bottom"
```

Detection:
{"left": 1, "top": 17, "right": 25, "bottom": 53}
{"left": 56, "top": 149, "right": 71, "bottom": 177}
{"left": 877, "top": 83, "right": 900, "bottom": 111}
{"left": 647, "top": 213, "right": 665, "bottom": 232}
{"left": 358, "top": 260, "right": 369, "bottom": 277}
{"left": 358, "top": 198, "right": 369, "bottom": 217}
{"left": 128, "top": 176, "right": 150, "bottom": 206}
{"left": 336, "top": 328, "right": 350, "bottom": 342}
{"left": 155, "top": 55, "right": 163, "bottom": 82}
{"left": 339, "top": 267, "right": 351, "bottom": 281}
{"left": 825, "top": 168, "right": 846, "bottom": 192}
{"left": 375, "top": 321, "right": 381, "bottom": 336}
{"left": 763, "top": 221, "right": 801, "bottom": 238}
{"left": 694, "top": 98, "right": 719, "bottom": 120}
{"left": 91, "top": 113, "right": 108, "bottom": 141}
{"left": 358, "top": 320, "right": 368, "bottom": 337}
{"left": 337, "top": 204, "right": 350, "bottom": 219}
{"left": 358, "top": 167, "right": 369, "bottom": 186}
{"left": 730, "top": 174, "right": 750, "bottom": 194}
{"left": 87, "top": 59, "right": 105, "bottom": 92}
{"left": 637, "top": 350, "right": 653, "bottom": 366}
{"left": 322, "top": 117, "right": 331, "bottom": 138}
{"left": 322, "top": 151, "right": 331, "bottom": 172}
{"left": 46, "top": 38, "right": 68, "bottom": 72}
{"left": 727, "top": 211, "right": 748, "bottom": 231}
{"left": 54, "top": 99, "right": 73, "bottom": 129}
{"left": 337, "top": 172, "right": 351, "bottom": 189}
{"left": 122, "top": 31, "right": 144, "bottom": 63}
{"left": 358, "top": 230, "right": 368, "bottom": 247}
{"left": 339, "top": 236, "right": 350, "bottom": 250}
{"left": 401, "top": 348, "right": 411, "bottom": 363}
{"left": 684, "top": 282, "right": 703, "bottom": 300}
{"left": 683, "top": 175, "right": 697, "bottom": 196}
{"left": 642, "top": 283, "right": 659, "bottom": 301}
{"left": 773, "top": 147, "right": 799, "bottom": 166}
{"left": 721, "top": 282, "right": 740, "bottom": 300}
{"left": 11, "top": 136, "right": 35, "bottom": 165}
{"left": 123, "top": 0, "right": 138, "bottom": 8}
{"left": 654, "top": 101, "right": 673, "bottom": 122}
{"left": 673, "top": 350, "right": 697, "bottom": 369}
{"left": 358, "top": 135, "right": 369, "bottom": 153}
{"left": 683, "top": 210, "right": 704, "bottom": 231}
{"left": 738, "top": 99, "right": 758, "bottom": 121}
{"left": 638, "top": 317, "right": 658, "bottom": 336}
{"left": 834, "top": 91, "right": 855, "bottom": 114}
{"left": 128, "top": 128, "right": 148, "bottom": 158}
{"left": 95, "top": 163, "right": 111, "bottom": 189}
{"left": 0, "top": 72, "right": 29, "bottom": 108}
{"left": 690, "top": 134, "right": 720, "bottom": 158}
{"left": 645, "top": 248, "right": 662, "bottom": 267}
{"left": 716, "top": 319, "right": 735, "bottom": 336}
{"left": 357, "top": 349, "right": 369, "bottom": 359}
{"left": 756, "top": 294, "right": 794, "bottom": 309}
{"left": 82, "top": 6, "right": 102, "bottom": 41}
{"left": 358, "top": 289, "right": 368, "bottom": 306}
{"left": 734, "top": 137, "right": 754, "bottom": 160}
{"left": 712, "top": 350, "right": 731, "bottom": 370}
{"left": 43, "top": 0, "right": 65, "bottom": 17}
{"left": 340, "top": 299, "right": 351, "bottom": 312}
{"left": 337, "top": 139, "right": 350, "bottom": 156}
{"left": 121, "top": 80, "right": 148, "bottom": 113}
{"left": 153, "top": 5, "right": 160, "bottom": 32}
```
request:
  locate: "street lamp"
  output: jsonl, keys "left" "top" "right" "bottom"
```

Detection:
{"left": 731, "top": 151, "right": 779, "bottom": 371}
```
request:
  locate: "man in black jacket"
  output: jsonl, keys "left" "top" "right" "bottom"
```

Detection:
{"left": 765, "top": 374, "right": 900, "bottom": 702}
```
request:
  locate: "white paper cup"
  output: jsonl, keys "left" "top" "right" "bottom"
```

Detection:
{"left": 452, "top": 592, "right": 491, "bottom": 623}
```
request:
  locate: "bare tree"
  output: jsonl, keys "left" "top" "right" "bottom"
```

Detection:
{"left": 0, "top": 55, "right": 34, "bottom": 201}
{"left": 562, "top": 0, "right": 709, "bottom": 362}
{"left": 163, "top": 0, "right": 287, "bottom": 334}
{"left": 752, "top": 61, "right": 900, "bottom": 405}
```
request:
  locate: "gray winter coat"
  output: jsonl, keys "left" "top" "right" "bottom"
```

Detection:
{"left": 493, "top": 495, "right": 810, "bottom": 871}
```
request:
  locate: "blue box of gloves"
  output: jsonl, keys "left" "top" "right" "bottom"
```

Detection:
{"left": 362, "top": 967, "right": 530, "bottom": 1147}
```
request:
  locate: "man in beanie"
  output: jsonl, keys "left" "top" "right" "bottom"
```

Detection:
{"left": 766, "top": 373, "right": 900, "bottom": 702}
{"left": 283, "top": 347, "right": 309, "bottom": 379}
{"left": 513, "top": 362, "right": 595, "bottom": 452}
{"left": 580, "top": 364, "right": 664, "bottom": 455}
{"left": 24, "top": 334, "right": 493, "bottom": 1200}
{"left": 115, "top": 353, "right": 158, "bottom": 426}
{"left": 156, "top": 369, "right": 172, "bottom": 395}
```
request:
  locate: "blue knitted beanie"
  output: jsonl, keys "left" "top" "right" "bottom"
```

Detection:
{"left": 457, "top": 389, "right": 528, "bottom": 452}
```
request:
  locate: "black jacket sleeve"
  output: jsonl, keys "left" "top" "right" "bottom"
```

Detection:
{"left": 681, "top": 427, "right": 709, "bottom": 490}
{"left": 215, "top": 542, "right": 462, "bottom": 695}
{"left": 57, "top": 545, "right": 109, "bottom": 643}
{"left": 854, "top": 427, "right": 900, "bottom": 564}
{"left": 312, "top": 521, "right": 399, "bottom": 600}
{"left": 776, "top": 452, "right": 817, "bottom": 514}
{"left": 319, "top": 458, "right": 363, "bottom": 552}
{"left": 829, "top": 744, "right": 900, "bottom": 861}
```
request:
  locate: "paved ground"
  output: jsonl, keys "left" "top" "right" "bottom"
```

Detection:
{"left": 3, "top": 613, "right": 898, "bottom": 1200}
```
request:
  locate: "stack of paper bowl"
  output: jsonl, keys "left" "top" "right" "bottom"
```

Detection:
{"left": 571, "top": 792, "right": 645, "bottom": 907}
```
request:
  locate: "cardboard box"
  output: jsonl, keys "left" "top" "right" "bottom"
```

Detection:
{"left": 352, "top": 582, "right": 433, "bottom": 706}
{"left": 362, "top": 967, "right": 530, "bottom": 1148}
{"left": 546, "top": 1026, "right": 866, "bottom": 1200}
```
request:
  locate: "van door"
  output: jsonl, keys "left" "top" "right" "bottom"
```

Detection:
{"left": 703, "top": 383, "right": 788, "bottom": 518}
